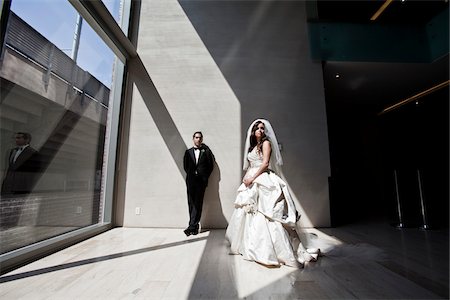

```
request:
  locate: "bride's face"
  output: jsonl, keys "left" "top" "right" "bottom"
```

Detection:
{"left": 254, "top": 123, "right": 265, "bottom": 140}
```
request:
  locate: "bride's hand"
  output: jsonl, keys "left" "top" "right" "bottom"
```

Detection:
{"left": 243, "top": 177, "right": 253, "bottom": 187}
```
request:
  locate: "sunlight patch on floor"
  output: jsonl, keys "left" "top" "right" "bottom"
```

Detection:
{"left": 231, "top": 254, "right": 297, "bottom": 298}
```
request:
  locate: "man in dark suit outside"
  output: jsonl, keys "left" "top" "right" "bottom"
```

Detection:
{"left": 1, "top": 132, "right": 39, "bottom": 196}
{"left": 183, "top": 131, "right": 215, "bottom": 236}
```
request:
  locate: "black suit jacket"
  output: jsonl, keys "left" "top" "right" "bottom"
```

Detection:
{"left": 2, "top": 146, "right": 39, "bottom": 194}
{"left": 183, "top": 144, "right": 214, "bottom": 185}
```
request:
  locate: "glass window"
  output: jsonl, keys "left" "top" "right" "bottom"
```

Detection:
{"left": 0, "top": 0, "right": 124, "bottom": 254}
{"left": 10, "top": 0, "right": 115, "bottom": 88}
{"left": 103, "top": 0, "right": 123, "bottom": 25}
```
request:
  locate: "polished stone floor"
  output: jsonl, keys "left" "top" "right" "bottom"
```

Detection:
{"left": 0, "top": 226, "right": 78, "bottom": 254}
{"left": 0, "top": 220, "right": 448, "bottom": 299}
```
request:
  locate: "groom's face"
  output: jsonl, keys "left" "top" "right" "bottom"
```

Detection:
{"left": 193, "top": 134, "right": 203, "bottom": 148}
{"left": 15, "top": 134, "right": 27, "bottom": 146}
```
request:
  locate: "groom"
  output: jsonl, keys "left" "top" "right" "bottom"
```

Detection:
{"left": 183, "top": 131, "right": 215, "bottom": 236}
{"left": 1, "top": 132, "right": 39, "bottom": 195}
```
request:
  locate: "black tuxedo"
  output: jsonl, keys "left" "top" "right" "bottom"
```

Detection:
{"left": 1, "top": 146, "right": 39, "bottom": 195}
{"left": 183, "top": 143, "right": 214, "bottom": 231}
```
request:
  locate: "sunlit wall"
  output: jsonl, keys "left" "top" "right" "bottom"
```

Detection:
{"left": 120, "top": 0, "right": 331, "bottom": 228}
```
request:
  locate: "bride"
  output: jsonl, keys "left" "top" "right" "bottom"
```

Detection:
{"left": 225, "top": 119, "right": 320, "bottom": 267}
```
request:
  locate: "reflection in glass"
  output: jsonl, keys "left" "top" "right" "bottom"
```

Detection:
{"left": 0, "top": 2, "right": 122, "bottom": 254}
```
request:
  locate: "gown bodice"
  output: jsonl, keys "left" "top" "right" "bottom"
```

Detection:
{"left": 245, "top": 147, "right": 273, "bottom": 179}
{"left": 247, "top": 147, "right": 263, "bottom": 169}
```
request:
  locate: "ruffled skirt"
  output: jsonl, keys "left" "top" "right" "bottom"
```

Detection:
{"left": 225, "top": 171, "right": 319, "bottom": 267}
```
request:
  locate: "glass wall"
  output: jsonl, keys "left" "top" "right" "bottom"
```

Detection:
{"left": 0, "top": 0, "right": 126, "bottom": 255}
{"left": 103, "top": 0, "right": 123, "bottom": 26}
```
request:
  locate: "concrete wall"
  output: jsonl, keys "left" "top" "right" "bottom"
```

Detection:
{"left": 120, "top": 0, "right": 331, "bottom": 228}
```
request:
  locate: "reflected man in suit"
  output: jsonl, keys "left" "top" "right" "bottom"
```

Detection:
{"left": 183, "top": 131, "right": 215, "bottom": 236}
{"left": 1, "top": 132, "right": 39, "bottom": 196}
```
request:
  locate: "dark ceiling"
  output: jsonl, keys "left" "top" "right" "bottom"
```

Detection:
{"left": 317, "top": 0, "right": 449, "bottom": 24}
{"left": 315, "top": 0, "right": 449, "bottom": 113}
{"left": 323, "top": 55, "right": 449, "bottom": 111}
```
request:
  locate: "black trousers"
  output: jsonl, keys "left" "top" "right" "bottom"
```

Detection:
{"left": 186, "top": 175, "right": 207, "bottom": 230}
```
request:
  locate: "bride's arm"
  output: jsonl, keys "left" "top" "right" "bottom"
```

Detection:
{"left": 243, "top": 140, "right": 271, "bottom": 187}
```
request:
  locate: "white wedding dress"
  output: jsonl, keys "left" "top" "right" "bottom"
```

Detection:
{"left": 226, "top": 147, "right": 319, "bottom": 267}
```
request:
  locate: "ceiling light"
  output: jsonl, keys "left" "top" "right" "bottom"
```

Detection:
{"left": 371, "top": 0, "right": 394, "bottom": 21}
{"left": 378, "top": 80, "right": 449, "bottom": 115}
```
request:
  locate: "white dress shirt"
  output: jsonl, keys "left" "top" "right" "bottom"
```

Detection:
{"left": 194, "top": 148, "right": 200, "bottom": 164}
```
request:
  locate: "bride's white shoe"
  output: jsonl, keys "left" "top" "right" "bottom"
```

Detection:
{"left": 297, "top": 245, "right": 321, "bottom": 264}
{"left": 306, "top": 248, "right": 320, "bottom": 261}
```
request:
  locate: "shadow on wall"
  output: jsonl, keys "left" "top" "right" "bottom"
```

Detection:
{"left": 127, "top": 56, "right": 226, "bottom": 228}
{"left": 128, "top": 57, "right": 186, "bottom": 175}
{"left": 201, "top": 160, "right": 227, "bottom": 228}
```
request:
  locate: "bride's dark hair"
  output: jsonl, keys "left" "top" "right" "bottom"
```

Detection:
{"left": 248, "top": 121, "right": 269, "bottom": 154}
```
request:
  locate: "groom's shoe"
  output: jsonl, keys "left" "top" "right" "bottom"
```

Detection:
{"left": 184, "top": 228, "right": 192, "bottom": 237}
